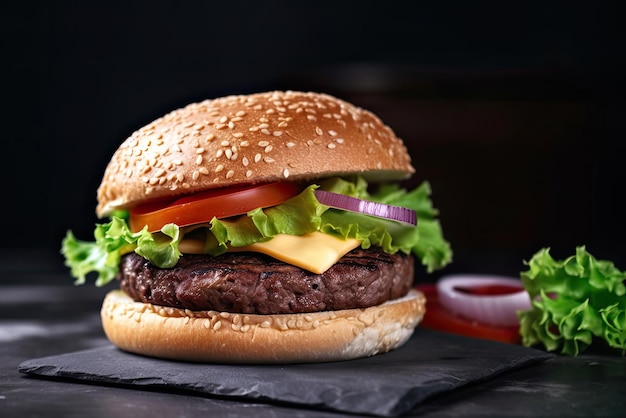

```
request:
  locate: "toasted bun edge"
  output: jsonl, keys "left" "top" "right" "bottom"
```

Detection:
{"left": 96, "top": 91, "right": 414, "bottom": 217}
{"left": 100, "top": 288, "right": 425, "bottom": 363}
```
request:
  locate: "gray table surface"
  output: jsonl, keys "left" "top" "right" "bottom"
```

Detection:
{"left": 2, "top": 270, "right": 625, "bottom": 417}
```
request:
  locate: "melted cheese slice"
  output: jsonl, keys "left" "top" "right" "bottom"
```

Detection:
{"left": 178, "top": 232, "right": 361, "bottom": 274}
{"left": 234, "top": 232, "right": 362, "bottom": 274}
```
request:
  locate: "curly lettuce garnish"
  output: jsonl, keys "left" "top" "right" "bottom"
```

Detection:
{"left": 518, "top": 246, "right": 626, "bottom": 355}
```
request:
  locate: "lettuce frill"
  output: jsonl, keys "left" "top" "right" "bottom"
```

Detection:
{"left": 62, "top": 177, "right": 453, "bottom": 286}
{"left": 518, "top": 246, "right": 626, "bottom": 355}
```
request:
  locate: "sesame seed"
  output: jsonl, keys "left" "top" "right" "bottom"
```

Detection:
{"left": 196, "top": 147, "right": 204, "bottom": 154}
{"left": 220, "top": 140, "right": 230, "bottom": 147}
{"left": 261, "top": 129, "right": 270, "bottom": 135}
{"left": 215, "top": 149, "right": 223, "bottom": 158}
{"left": 327, "top": 143, "right": 336, "bottom": 149}
{"left": 273, "top": 131, "right": 282, "bottom": 136}
{"left": 206, "top": 134, "right": 215, "bottom": 141}
{"left": 239, "top": 140, "right": 249, "bottom": 147}
{"left": 215, "top": 164, "right": 224, "bottom": 172}
{"left": 258, "top": 123, "right": 269, "bottom": 129}
{"left": 264, "top": 145, "right": 273, "bottom": 153}
{"left": 192, "top": 170, "right": 200, "bottom": 180}
{"left": 264, "top": 157, "right": 275, "bottom": 163}
{"left": 246, "top": 170, "right": 253, "bottom": 177}
{"left": 307, "top": 114, "right": 317, "bottom": 121}
{"left": 196, "top": 155, "right": 203, "bottom": 164}
{"left": 225, "top": 149, "right": 233, "bottom": 159}
{"left": 226, "top": 170, "right": 235, "bottom": 178}
{"left": 328, "top": 130, "right": 337, "bottom": 136}
{"left": 199, "top": 167, "right": 209, "bottom": 175}
{"left": 232, "top": 132, "right": 243, "bottom": 138}
{"left": 283, "top": 168, "right": 289, "bottom": 178}
{"left": 258, "top": 141, "right": 270, "bottom": 147}
{"left": 315, "top": 127, "right": 323, "bottom": 135}
{"left": 254, "top": 153, "right": 262, "bottom": 163}
{"left": 242, "top": 157, "right": 249, "bottom": 166}
{"left": 219, "top": 116, "right": 228, "bottom": 123}
{"left": 286, "top": 142, "right": 296, "bottom": 148}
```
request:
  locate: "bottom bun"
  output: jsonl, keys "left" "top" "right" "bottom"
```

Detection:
{"left": 100, "top": 288, "right": 426, "bottom": 363}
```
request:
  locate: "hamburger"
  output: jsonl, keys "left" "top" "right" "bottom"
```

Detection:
{"left": 62, "top": 90, "right": 452, "bottom": 363}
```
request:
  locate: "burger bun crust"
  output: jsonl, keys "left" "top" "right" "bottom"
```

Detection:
{"left": 96, "top": 91, "right": 414, "bottom": 217}
{"left": 101, "top": 289, "right": 426, "bottom": 363}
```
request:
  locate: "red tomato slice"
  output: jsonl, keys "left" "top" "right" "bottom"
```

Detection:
{"left": 416, "top": 284, "right": 522, "bottom": 344}
{"left": 129, "top": 182, "right": 301, "bottom": 232}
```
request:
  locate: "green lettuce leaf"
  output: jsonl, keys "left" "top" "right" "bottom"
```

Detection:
{"left": 518, "top": 246, "right": 626, "bottom": 355}
{"left": 61, "top": 176, "right": 452, "bottom": 286}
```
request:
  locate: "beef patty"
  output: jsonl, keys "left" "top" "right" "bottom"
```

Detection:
{"left": 117, "top": 248, "right": 414, "bottom": 314}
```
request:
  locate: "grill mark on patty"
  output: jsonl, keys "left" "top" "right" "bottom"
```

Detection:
{"left": 117, "top": 248, "right": 414, "bottom": 314}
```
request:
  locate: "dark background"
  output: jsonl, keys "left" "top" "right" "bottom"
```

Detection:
{"left": 2, "top": 1, "right": 625, "bottom": 279}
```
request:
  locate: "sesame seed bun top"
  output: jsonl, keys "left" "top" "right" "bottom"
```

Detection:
{"left": 96, "top": 90, "right": 415, "bottom": 217}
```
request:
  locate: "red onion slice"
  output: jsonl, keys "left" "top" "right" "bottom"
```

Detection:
{"left": 436, "top": 274, "right": 532, "bottom": 328}
{"left": 314, "top": 190, "right": 417, "bottom": 225}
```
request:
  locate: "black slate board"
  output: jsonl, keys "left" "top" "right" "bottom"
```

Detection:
{"left": 18, "top": 329, "right": 552, "bottom": 417}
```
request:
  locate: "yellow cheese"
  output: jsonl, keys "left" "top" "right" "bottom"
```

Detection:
{"left": 233, "top": 232, "right": 361, "bottom": 274}
{"left": 177, "top": 232, "right": 362, "bottom": 274}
